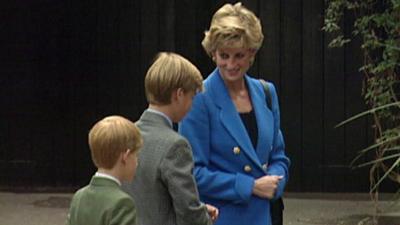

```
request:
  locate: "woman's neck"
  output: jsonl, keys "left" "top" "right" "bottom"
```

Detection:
{"left": 225, "top": 78, "right": 246, "bottom": 94}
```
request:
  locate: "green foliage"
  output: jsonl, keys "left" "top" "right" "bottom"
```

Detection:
{"left": 323, "top": 0, "right": 400, "bottom": 204}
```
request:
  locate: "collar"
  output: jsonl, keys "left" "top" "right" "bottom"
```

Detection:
{"left": 146, "top": 108, "right": 173, "bottom": 128}
{"left": 94, "top": 172, "right": 121, "bottom": 186}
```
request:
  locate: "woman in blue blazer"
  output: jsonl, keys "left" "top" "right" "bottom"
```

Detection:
{"left": 179, "top": 3, "right": 290, "bottom": 225}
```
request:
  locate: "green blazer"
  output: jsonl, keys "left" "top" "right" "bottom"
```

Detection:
{"left": 67, "top": 176, "right": 136, "bottom": 225}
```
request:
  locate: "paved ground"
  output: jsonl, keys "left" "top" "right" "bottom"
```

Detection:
{"left": 0, "top": 192, "right": 399, "bottom": 225}
{"left": 284, "top": 193, "right": 400, "bottom": 225}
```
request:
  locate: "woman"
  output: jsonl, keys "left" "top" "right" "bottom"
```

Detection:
{"left": 179, "top": 3, "right": 290, "bottom": 225}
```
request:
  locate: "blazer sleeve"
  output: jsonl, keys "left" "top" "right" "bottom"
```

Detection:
{"left": 110, "top": 197, "right": 137, "bottom": 225}
{"left": 159, "top": 139, "right": 212, "bottom": 225}
{"left": 66, "top": 191, "right": 80, "bottom": 225}
{"left": 265, "top": 82, "right": 291, "bottom": 199}
{"left": 179, "top": 94, "right": 254, "bottom": 204}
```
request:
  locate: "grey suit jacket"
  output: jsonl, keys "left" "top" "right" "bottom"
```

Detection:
{"left": 123, "top": 110, "right": 211, "bottom": 225}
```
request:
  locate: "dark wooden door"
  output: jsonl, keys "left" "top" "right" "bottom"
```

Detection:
{"left": 1, "top": 0, "right": 393, "bottom": 192}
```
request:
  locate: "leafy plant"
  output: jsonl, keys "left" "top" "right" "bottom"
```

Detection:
{"left": 323, "top": 0, "right": 400, "bottom": 208}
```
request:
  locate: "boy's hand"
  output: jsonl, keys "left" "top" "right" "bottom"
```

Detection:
{"left": 205, "top": 204, "right": 219, "bottom": 222}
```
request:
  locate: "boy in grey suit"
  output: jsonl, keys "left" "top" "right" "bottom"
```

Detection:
{"left": 67, "top": 115, "right": 143, "bottom": 225}
{"left": 123, "top": 52, "right": 218, "bottom": 225}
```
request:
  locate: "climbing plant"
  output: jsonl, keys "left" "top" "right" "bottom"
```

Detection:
{"left": 323, "top": 0, "right": 400, "bottom": 204}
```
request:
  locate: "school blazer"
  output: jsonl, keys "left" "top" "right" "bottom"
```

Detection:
{"left": 67, "top": 176, "right": 136, "bottom": 225}
{"left": 122, "top": 110, "right": 212, "bottom": 225}
{"left": 179, "top": 69, "right": 290, "bottom": 225}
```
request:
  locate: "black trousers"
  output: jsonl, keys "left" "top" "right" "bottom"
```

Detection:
{"left": 270, "top": 197, "right": 284, "bottom": 225}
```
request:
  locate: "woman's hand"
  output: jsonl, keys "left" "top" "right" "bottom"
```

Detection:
{"left": 252, "top": 175, "right": 283, "bottom": 199}
{"left": 206, "top": 204, "right": 219, "bottom": 222}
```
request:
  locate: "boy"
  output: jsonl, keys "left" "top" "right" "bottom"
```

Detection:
{"left": 123, "top": 52, "right": 218, "bottom": 225}
{"left": 67, "top": 115, "right": 142, "bottom": 225}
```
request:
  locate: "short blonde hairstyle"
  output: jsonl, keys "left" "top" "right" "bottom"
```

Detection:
{"left": 202, "top": 2, "right": 264, "bottom": 57}
{"left": 145, "top": 52, "right": 203, "bottom": 105}
{"left": 88, "top": 115, "right": 142, "bottom": 169}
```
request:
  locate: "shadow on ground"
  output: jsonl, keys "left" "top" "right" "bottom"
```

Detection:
{"left": 32, "top": 196, "right": 71, "bottom": 208}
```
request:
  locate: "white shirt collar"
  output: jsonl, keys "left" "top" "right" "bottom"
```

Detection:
{"left": 146, "top": 108, "right": 173, "bottom": 128}
{"left": 94, "top": 172, "right": 121, "bottom": 186}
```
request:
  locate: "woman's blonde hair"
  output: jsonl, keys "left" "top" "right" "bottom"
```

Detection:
{"left": 88, "top": 115, "right": 142, "bottom": 169}
{"left": 202, "top": 2, "right": 264, "bottom": 57}
{"left": 145, "top": 52, "right": 203, "bottom": 105}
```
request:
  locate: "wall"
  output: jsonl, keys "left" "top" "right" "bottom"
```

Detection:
{"left": 1, "top": 0, "right": 392, "bottom": 192}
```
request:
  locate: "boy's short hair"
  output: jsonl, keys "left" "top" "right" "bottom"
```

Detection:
{"left": 144, "top": 52, "right": 203, "bottom": 105}
{"left": 88, "top": 115, "right": 142, "bottom": 169}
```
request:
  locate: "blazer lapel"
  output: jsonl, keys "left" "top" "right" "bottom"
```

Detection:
{"left": 246, "top": 77, "right": 274, "bottom": 162}
{"left": 208, "top": 69, "right": 262, "bottom": 168}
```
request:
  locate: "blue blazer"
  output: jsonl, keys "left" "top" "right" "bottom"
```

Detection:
{"left": 179, "top": 69, "right": 290, "bottom": 225}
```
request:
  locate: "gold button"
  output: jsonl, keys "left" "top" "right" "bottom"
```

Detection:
{"left": 233, "top": 147, "right": 241, "bottom": 155}
{"left": 262, "top": 163, "right": 268, "bottom": 170}
{"left": 244, "top": 165, "right": 252, "bottom": 172}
